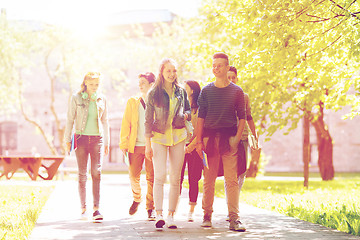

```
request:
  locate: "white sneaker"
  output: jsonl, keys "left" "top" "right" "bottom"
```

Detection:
{"left": 80, "top": 210, "right": 87, "bottom": 220}
{"left": 155, "top": 215, "right": 165, "bottom": 230}
{"left": 93, "top": 210, "right": 103, "bottom": 222}
{"left": 188, "top": 212, "right": 194, "bottom": 222}
{"left": 167, "top": 215, "right": 177, "bottom": 229}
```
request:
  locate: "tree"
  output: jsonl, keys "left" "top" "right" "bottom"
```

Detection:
{"left": 136, "top": 0, "right": 360, "bottom": 180}
{"left": 20, "top": 25, "right": 126, "bottom": 155}
{"left": 1, "top": 17, "right": 126, "bottom": 155}
{"left": 0, "top": 12, "right": 31, "bottom": 115}
{"left": 192, "top": 0, "right": 360, "bottom": 180}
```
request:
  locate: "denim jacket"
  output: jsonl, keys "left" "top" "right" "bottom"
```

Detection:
{"left": 145, "top": 85, "right": 191, "bottom": 137}
{"left": 64, "top": 92, "right": 110, "bottom": 146}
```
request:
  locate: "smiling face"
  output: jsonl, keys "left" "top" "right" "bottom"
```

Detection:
{"left": 227, "top": 71, "right": 238, "bottom": 84}
{"left": 162, "top": 62, "right": 177, "bottom": 84}
{"left": 85, "top": 78, "right": 100, "bottom": 95}
{"left": 138, "top": 77, "right": 152, "bottom": 95}
{"left": 212, "top": 58, "right": 230, "bottom": 78}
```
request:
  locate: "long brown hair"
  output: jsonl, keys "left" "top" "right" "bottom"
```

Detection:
{"left": 152, "top": 58, "right": 179, "bottom": 107}
{"left": 185, "top": 80, "right": 201, "bottom": 110}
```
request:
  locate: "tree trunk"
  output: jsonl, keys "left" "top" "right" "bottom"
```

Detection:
{"left": 303, "top": 114, "right": 310, "bottom": 188}
{"left": 312, "top": 102, "right": 334, "bottom": 181}
{"left": 17, "top": 72, "right": 58, "bottom": 155}
{"left": 246, "top": 148, "right": 261, "bottom": 178}
{"left": 46, "top": 50, "right": 66, "bottom": 155}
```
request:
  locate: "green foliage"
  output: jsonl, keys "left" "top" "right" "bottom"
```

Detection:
{"left": 129, "top": 0, "right": 360, "bottom": 138}
{"left": 0, "top": 185, "right": 54, "bottom": 240}
{"left": 208, "top": 176, "right": 360, "bottom": 236}
{"left": 191, "top": 0, "right": 360, "bottom": 137}
{"left": 0, "top": 19, "right": 34, "bottom": 114}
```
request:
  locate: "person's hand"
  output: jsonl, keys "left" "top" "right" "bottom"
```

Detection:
{"left": 184, "top": 113, "right": 188, "bottom": 121}
{"left": 249, "top": 135, "right": 259, "bottom": 150}
{"left": 187, "top": 132, "right": 192, "bottom": 140}
{"left": 196, "top": 141, "right": 204, "bottom": 158}
{"left": 66, "top": 142, "right": 71, "bottom": 154}
{"left": 185, "top": 146, "right": 191, "bottom": 154}
{"left": 121, "top": 149, "right": 127, "bottom": 156}
{"left": 229, "top": 136, "right": 240, "bottom": 149}
{"left": 145, "top": 145, "right": 153, "bottom": 161}
{"left": 104, "top": 145, "right": 109, "bottom": 155}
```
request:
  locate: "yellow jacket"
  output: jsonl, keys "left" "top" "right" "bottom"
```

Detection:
{"left": 119, "top": 96, "right": 142, "bottom": 153}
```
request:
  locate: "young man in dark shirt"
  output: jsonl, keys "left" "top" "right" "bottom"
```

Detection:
{"left": 196, "top": 53, "right": 246, "bottom": 232}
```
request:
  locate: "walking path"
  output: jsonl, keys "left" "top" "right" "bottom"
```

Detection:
{"left": 29, "top": 174, "right": 359, "bottom": 240}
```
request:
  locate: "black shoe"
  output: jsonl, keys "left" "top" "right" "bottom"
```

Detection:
{"left": 129, "top": 201, "right": 140, "bottom": 215}
{"left": 148, "top": 209, "right": 156, "bottom": 221}
{"left": 93, "top": 210, "right": 103, "bottom": 221}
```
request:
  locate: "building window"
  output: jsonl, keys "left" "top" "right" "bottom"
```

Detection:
{"left": 0, "top": 121, "right": 17, "bottom": 155}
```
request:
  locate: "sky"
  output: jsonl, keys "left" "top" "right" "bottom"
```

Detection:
{"left": 1, "top": 0, "right": 201, "bottom": 25}
{"left": 1, "top": 0, "right": 201, "bottom": 40}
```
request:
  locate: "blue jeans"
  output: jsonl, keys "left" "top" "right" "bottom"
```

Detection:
{"left": 75, "top": 135, "right": 104, "bottom": 210}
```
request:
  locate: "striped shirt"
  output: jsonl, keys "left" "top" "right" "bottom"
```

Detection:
{"left": 198, "top": 82, "right": 246, "bottom": 129}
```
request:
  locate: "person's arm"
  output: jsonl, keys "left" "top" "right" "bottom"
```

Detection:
{"left": 101, "top": 97, "right": 110, "bottom": 155}
{"left": 144, "top": 91, "right": 155, "bottom": 161}
{"left": 119, "top": 98, "right": 133, "bottom": 152}
{"left": 195, "top": 118, "right": 205, "bottom": 157}
{"left": 145, "top": 137, "right": 153, "bottom": 161}
{"left": 247, "top": 119, "right": 257, "bottom": 138}
{"left": 195, "top": 87, "right": 206, "bottom": 156}
{"left": 64, "top": 95, "right": 76, "bottom": 153}
{"left": 245, "top": 94, "right": 258, "bottom": 140}
{"left": 183, "top": 89, "right": 191, "bottom": 121}
{"left": 233, "top": 89, "right": 246, "bottom": 144}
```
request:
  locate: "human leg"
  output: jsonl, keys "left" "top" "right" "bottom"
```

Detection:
{"left": 201, "top": 136, "right": 220, "bottom": 227}
{"left": 89, "top": 136, "right": 104, "bottom": 221}
{"left": 168, "top": 140, "right": 185, "bottom": 212}
{"left": 238, "top": 140, "right": 248, "bottom": 194}
{"left": 179, "top": 156, "right": 188, "bottom": 195}
{"left": 167, "top": 140, "right": 185, "bottom": 228}
{"left": 75, "top": 136, "right": 90, "bottom": 213}
{"left": 187, "top": 150, "right": 203, "bottom": 221}
{"left": 129, "top": 147, "right": 145, "bottom": 203}
{"left": 152, "top": 142, "right": 167, "bottom": 229}
{"left": 144, "top": 147, "right": 155, "bottom": 220}
{"left": 222, "top": 136, "right": 239, "bottom": 222}
{"left": 128, "top": 147, "right": 145, "bottom": 215}
{"left": 238, "top": 140, "right": 249, "bottom": 193}
{"left": 223, "top": 136, "right": 246, "bottom": 231}
{"left": 187, "top": 150, "right": 203, "bottom": 204}
{"left": 89, "top": 136, "right": 103, "bottom": 210}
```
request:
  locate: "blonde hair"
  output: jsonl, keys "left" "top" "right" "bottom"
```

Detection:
{"left": 80, "top": 72, "right": 101, "bottom": 93}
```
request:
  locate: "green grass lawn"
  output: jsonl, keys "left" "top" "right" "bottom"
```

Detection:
{"left": 0, "top": 184, "right": 54, "bottom": 240}
{"left": 205, "top": 174, "right": 360, "bottom": 236}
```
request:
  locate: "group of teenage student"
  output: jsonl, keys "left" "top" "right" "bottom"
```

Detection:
{"left": 64, "top": 52, "right": 258, "bottom": 232}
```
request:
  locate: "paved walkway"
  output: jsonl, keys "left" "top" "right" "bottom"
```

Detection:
{"left": 29, "top": 174, "right": 359, "bottom": 240}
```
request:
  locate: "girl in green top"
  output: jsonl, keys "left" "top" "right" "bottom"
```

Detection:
{"left": 64, "top": 72, "right": 109, "bottom": 222}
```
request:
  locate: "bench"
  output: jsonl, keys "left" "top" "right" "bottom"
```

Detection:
{"left": 0, "top": 155, "right": 65, "bottom": 181}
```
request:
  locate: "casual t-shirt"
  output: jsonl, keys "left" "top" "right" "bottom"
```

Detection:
{"left": 198, "top": 82, "right": 246, "bottom": 129}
